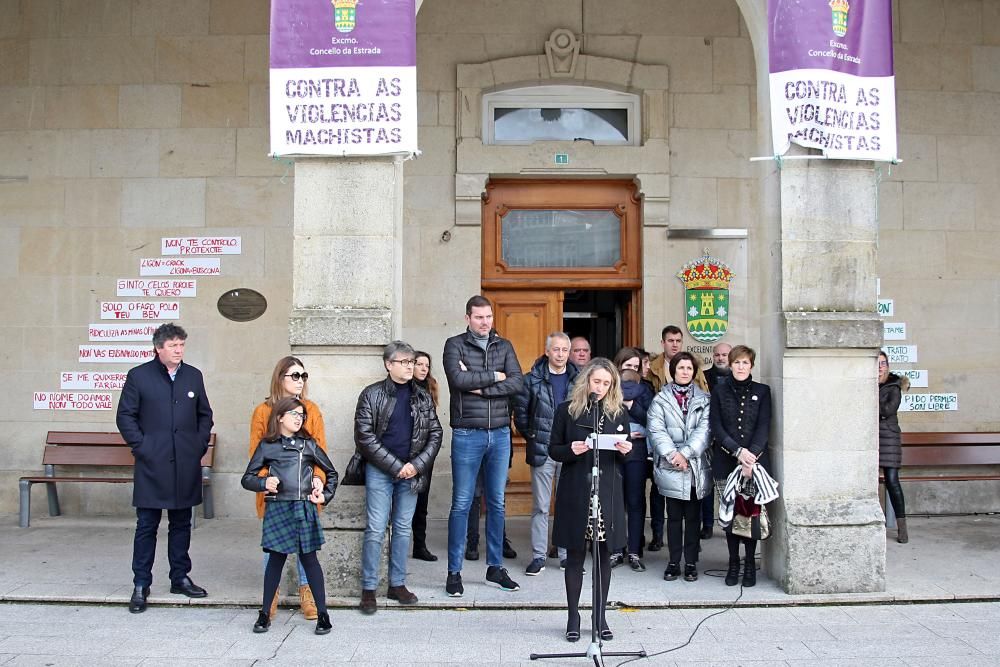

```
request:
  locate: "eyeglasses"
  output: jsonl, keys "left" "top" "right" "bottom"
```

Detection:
{"left": 284, "top": 372, "right": 309, "bottom": 381}
{"left": 389, "top": 358, "right": 416, "bottom": 367}
{"left": 284, "top": 411, "right": 306, "bottom": 420}
{"left": 878, "top": 361, "right": 889, "bottom": 368}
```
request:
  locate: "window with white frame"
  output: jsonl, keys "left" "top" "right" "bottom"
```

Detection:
{"left": 482, "top": 85, "right": 640, "bottom": 146}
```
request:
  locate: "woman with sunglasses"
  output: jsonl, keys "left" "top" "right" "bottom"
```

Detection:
{"left": 249, "top": 356, "right": 329, "bottom": 620}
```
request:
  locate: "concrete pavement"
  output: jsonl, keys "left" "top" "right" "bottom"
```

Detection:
{"left": 1, "top": 600, "right": 1000, "bottom": 665}
{"left": 2, "top": 514, "right": 999, "bottom": 609}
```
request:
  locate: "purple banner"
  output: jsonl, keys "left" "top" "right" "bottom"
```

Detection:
{"left": 270, "top": 0, "right": 416, "bottom": 69}
{"left": 769, "top": 0, "right": 893, "bottom": 77}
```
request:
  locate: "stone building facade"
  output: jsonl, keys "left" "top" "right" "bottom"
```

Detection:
{"left": 1, "top": 0, "right": 998, "bottom": 594}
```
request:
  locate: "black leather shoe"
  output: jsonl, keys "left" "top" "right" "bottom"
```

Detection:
{"left": 647, "top": 537, "right": 664, "bottom": 552}
{"left": 412, "top": 544, "right": 438, "bottom": 562}
{"left": 170, "top": 576, "right": 207, "bottom": 598}
{"left": 684, "top": 564, "right": 699, "bottom": 582}
{"left": 253, "top": 610, "right": 270, "bottom": 633}
{"left": 128, "top": 585, "right": 149, "bottom": 614}
{"left": 565, "top": 612, "right": 581, "bottom": 642}
{"left": 742, "top": 559, "right": 757, "bottom": 587}
{"left": 725, "top": 560, "right": 740, "bottom": 587}
{"left": 663, "top": 562, "right": 680, "bottom": 581}
{"left": 465, "top": 544, "right": 480, "bottom": 561}
{"left": 700, "top": 525, "right": 714, "bottom": 540}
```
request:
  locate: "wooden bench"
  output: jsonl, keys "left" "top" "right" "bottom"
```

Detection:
{"left": 19, "top": 431, "right": 216, "bottom": 528}
{"left": 897, "top": 432, "right": 1000, "bottom": 481}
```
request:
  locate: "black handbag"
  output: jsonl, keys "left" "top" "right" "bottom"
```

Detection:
{"left": 342, "top": 451, "right": 366, "bottom": 486}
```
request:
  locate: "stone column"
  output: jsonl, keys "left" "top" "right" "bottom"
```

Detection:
{"left": 765, "top": 158, "right": 886, "bottom": 594}
{"left": 286, "top": 156, "right": 403, "bottom": 598}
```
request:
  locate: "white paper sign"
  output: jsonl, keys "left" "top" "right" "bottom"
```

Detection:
{"left": 117, "top": 278, "right": 197, "bottom": 298}
{"left": 896, "top": 369, "right": 928, "bottom": 388}
{"left": 883, "top": 322, "right": 906, "bottom": 341}
{"left": 100, "top": 301, "right": 179, "bottom": 321}
{"left": 89, "top": 323, "right": 161, "bottom": 341}
{"left": 60, "top": 371, "right": 128, "bottom": 390}
{"left": 882, "top": 345, "right": 917, "bottom": 364}
{"left": 33, "top": 391, "right": 114, "bottom": 410}
{"left": 140, "top": 257, "right": 221, "bottom": 276}
{"left": 900, "top": 393, "right": 958, "bottom": 412}
{"left": 877, "top": 299, "right": 893, "bottom": 317}
{"left": 161, "top": 237, "right": 241, "bottom": 256}
{"left": 79, "top": 345, "right": 155, "bottom": 363}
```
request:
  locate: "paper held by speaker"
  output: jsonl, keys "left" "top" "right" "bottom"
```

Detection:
{"left": 585, "top": 433, "right": 628, "bottom": 451}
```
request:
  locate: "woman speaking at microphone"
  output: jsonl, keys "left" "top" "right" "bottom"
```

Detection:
{"left": 549, "top": 358, "right": 632, "bottom": 643}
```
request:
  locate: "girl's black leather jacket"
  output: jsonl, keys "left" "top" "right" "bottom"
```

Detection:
{"left": 242, "top": 436, "right": 339, "bottom": 504}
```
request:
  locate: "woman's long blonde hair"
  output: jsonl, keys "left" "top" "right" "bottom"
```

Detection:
{"left": 567, "top": 357, "right": 624, "bottom": 420}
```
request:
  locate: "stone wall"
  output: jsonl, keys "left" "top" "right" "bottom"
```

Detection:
{"left": 0, "top": 0, "right": 997, "bottom": 519}
{"left": 0, "top": 0, "right": 293, "bottom": 518}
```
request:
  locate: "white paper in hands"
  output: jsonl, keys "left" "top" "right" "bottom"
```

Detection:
{"left": 586, "top": 433, "right": 629, "bottom": 451}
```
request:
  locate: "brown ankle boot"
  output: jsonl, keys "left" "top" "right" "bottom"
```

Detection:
{"left": 896, "top": 518, "right": 909, "bottom": 544}
{"left": 299, "top": 585, "right": 318, "bottom": 620}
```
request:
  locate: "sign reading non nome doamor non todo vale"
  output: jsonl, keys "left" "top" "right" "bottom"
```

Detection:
{"left": 34, "top": 391, "right": 113, "bottom": 410}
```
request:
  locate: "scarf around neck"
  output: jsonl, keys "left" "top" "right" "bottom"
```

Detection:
{"left": 669, "top": 381, "right": 693, "bottom": 415}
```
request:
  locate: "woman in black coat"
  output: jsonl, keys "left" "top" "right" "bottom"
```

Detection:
{"left": 550, "top": 358, "right": 632, "bottom": 643}
{"left": 709, "top": 345, "right": 771, "bottom": 587}
{"left": 878, "top": 351, "right": 910, "bottom": 543}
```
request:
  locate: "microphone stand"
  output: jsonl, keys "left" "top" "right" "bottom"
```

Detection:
{"left": 530, "top": 395, "right": 646, "bottom": 665}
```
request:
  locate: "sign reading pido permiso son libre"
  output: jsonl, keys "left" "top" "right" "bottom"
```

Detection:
{"left": 269, "top": 0, "right": 417, "bottom": 156}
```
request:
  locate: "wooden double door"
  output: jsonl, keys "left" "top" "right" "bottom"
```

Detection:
{"left": 482, "top": 180, "right": 643, "bottom": 515}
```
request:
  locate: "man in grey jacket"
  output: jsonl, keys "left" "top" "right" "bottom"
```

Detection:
{"left": 442, "top": 295, "right": 524, "bottom": 597}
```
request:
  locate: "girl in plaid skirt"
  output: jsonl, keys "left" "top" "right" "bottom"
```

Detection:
{"left": 243, "top": 396, "right": 339, "bottom": 635}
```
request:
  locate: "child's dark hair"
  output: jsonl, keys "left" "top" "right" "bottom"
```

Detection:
{"left": 621, "top": 368, "right": 642, "bottom": 384}
{"left": 263, "top": 396, "right": 313, "bottom": 442}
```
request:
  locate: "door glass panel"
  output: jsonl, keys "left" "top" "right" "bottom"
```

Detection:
{"left": 501, "top": 209, "right": 621, "bottom": 267}
{"left": 493, "top": 108, "right": 629, "bottom": 143}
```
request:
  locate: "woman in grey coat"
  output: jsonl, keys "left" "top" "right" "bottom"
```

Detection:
{"left": 878, "top": 351, "right": 910, "bottom": 543}
{"left": 647, "top": 351, "right": 712, "bottom": 582}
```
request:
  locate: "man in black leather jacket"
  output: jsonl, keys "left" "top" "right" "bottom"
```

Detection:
{"left": 441, "top": 295, "right": 524, "bottom": 597}
{"left": 354, "top": 341, "right": 442, "bottom": 614}
{"left": 513, "top": 332, "right": 578, "bottom": 575}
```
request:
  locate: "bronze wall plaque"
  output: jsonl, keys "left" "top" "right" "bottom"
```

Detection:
{"left": 217, "top": 288, "right": 267, "bottom": 322}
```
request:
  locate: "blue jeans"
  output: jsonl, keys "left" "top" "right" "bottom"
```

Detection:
{"left": 361, "top": 464, "right": 418, "bottom": 590}
{"left": 447, "top": 426, "right": 510, "bottom": 572}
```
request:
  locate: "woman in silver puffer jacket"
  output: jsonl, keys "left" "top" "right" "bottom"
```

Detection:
{"left": 647, "top": 351, "right": 712, "bottom": 583}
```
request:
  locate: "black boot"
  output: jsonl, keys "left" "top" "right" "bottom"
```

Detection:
{"left": 315, "top": 611, "right": 332, "bottom": 635}
{"left": 725, "top": 559, "right": 740, "bottom": 587}
{"left": 253, "top": 610, "right": 271, "bottom": 633}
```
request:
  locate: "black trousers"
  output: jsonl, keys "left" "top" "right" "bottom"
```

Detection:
{"left": 882, "top": 466, "right": 906, "bottom": 518}
{"left": 648, "top": 461, "right": 664, "bottom": 539}
{"left": 665, "top": 488, "right": 701, "bottom": 565}
{"left": 411, "top": 464, "right": 434, "bottom": 548}
{"left": 623, "top": 459, "right": 648, "bottom": 554}
{"left": 132, "top": 507, "right": 192, "bottom": 587}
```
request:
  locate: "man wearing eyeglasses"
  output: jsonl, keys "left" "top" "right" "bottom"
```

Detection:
{"left": 354, "top": 341, "right": 443, "bottom": 614}
{"left": 442, "top": 295, "right": 525, "bottom": 597}
{"left": 116, "top": 323, "right": 214, "bottom": 614}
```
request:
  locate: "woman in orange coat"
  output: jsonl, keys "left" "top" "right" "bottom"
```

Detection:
{"left": 249, "top": 356, "right": 328, "bottom": 619}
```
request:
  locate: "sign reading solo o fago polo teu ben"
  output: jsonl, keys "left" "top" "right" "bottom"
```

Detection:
{"left": 768, "top": 0, "right": 897, "bottom": 161}
{"left": 269, "top": 0, "right": 417, "bottom": 156}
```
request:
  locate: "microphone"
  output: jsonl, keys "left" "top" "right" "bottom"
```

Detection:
{"left": 588, "top": 392, "right": 598, "bottom": 403}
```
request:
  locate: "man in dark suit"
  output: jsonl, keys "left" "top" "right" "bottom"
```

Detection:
{"left": 116, "top": 323, "right": 214, "bottom": 613}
